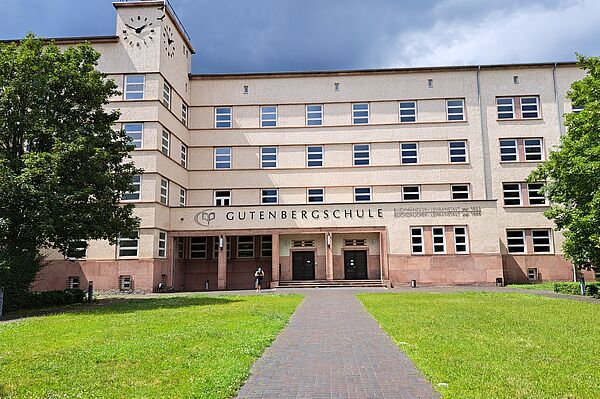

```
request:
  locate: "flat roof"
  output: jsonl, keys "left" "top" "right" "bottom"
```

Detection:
{"left": 0, "top": 35, "right": 119, "bottom": 45}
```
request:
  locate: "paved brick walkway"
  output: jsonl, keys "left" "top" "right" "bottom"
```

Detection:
{"left": 237, "top": 290, "right": 439, "bottom": 398}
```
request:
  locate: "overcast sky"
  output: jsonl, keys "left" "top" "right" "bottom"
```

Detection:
{"left": 0, "top": 0, "right": 598, "bottom": 73}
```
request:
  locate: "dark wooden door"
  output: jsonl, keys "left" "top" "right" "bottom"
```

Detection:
{"left": 344, "top": 251, "right": 368, "bottom": 280}
{"left": 292, "top": 251, "right": 315, "bottom": 280}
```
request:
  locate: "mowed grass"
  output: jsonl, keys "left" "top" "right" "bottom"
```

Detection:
{"left": 507, "top": 282, "right": 556, "bottom": 290}
{"left": 0, "top": 294, "right": 302, "bottom": 399}
{"left": 358, "top": 292, "right": 600, "bottom": 399}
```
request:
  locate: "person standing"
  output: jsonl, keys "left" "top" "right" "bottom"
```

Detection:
{"left": 255, "top": 267, "right": 265, "bottom": 293}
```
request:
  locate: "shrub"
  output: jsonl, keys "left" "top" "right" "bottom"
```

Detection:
{"left": 553, "top": 282, "right": 600, "bottom": 297}
{"left": 3, "top": 289, "right": 86, "bottom": 312}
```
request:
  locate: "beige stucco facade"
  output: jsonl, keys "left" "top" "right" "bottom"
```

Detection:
{"left": 33, "top": 0, "right": 596, "bottom": 292}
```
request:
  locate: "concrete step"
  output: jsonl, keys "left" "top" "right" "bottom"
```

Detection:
{"left": 277, "top": 280, "right": 386, "bottom": 288}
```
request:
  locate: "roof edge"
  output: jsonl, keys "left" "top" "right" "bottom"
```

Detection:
{"left": 0, "top": 35, "right": 119, "bottom": 45}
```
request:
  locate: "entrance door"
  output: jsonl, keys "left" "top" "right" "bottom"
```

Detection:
{"left": 344, "top": 251, "right": 368, "bottom": 280}
{"left": 292, "top": 251, "right": 315, "bottom": 280}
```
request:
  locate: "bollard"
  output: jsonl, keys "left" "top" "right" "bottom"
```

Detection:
{"left": 205, "top": 280, "right": 209, "bottom": 291}
{"left": 579, "top": 277, "right": 586, "bottom": 296}
{"left": 87, "top": 281, "right": 93, "bottom": 304}
{"left": 0, "top": 286, "right": 4, "bottom": 319}
{"left": 411, "top": 279, "right": 417, "bottom": 288}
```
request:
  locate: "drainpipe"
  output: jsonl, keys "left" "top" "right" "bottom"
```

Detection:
{"left": 552, "top": 63, "right": 564, "bottom": 136}
{"left": 477, "top": 66, "right": 493, "bottom": 200}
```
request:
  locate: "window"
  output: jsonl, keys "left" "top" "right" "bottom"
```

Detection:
{"left": 343, "top": 239, "right": 366, "bottom": 247}
{"left": 161, "top": 130, "right": 170, "bottom": 156}
{"left": 292, "top": 240, "right": 315, "bottom": 247}
{"left": 123, "top": 123, "right": 143, "bottom": 149}
{"left": 260, "top": 147, "right": 278, "bottom": 168}
{"left": 66, "top": 240, "right": 87, "bottom": 259}
{"left": 401, "top": 142, "right": 418, "bottom": 164}
{"left": 572, "top": 103, "right": 584, "bottom": 114}
{"left": 451, "top": 184, "right": 470, "bottom": 200}
{"left": 158, "top": 231, "right": 167, "bottom": 258}
{"left": 503, "top": 183, "right": 522, "bottom": 206}
{"left": 119, "top": 275, "right": 132, "bottom": 291}
{"left": 261, "top": 106, "right": 277, "bottom": 127}
{"left": 214, "top": 190, "right": 231, "bottom": 206}
{"left": 454, "top": 227, "right": 468, "bottom": 253}
{"left": 524, "top": 139, "right": 543, "bottom": 161}
{"left": 237, "top": 236, "right": 255, "bottom": 258}
{"left": 177, "top": 237, "right": 185, "bottom": 259}
{"left": 261, "top": 235, "right": 272, "bottom": 257}
{"left": 307, "top": 188, "right": 324, "bottom": 203}
{"left": 521, "top": 96, "right": 539, "bottom": 118}
{"left": 410, "top": 227, "right": 424, "bottom": 254}
{"left": 499, "top": 139, "right": 517, "bottom": 162}
{"left": 353, "top": 144, "right": 370, "bottom": 166}
{"left": 215, "top": 107, "right": 232, "bottom": 128}
{"left": 118, "top": 232, "right": 139, "bottom": 257}
{"left": 122, "top": 175, "right": 141, "bottom": 201}
{"left": 446, "top": 99, "right": 464, "bottom": 121}
{"left": 432, "top": 227, "right": 446, "bottom": 253}
{"left": 212, "top": 236, "right": 232, "bottom": 259}
{"left": 180, "top": 144, "right": 188, "bottom": 168}
{"left": 307, "top": 145, "right": 323, "bottom": 167}
{"left": 261, "top": 189, "right": 278, "bottom": 204}
{"left": 448, "top": 141, "right": 467, "bottom": 163}
{"left": 527, "top": 268, "right": 539, "bottom": 281}
{"left": 306, "top": 104, "right": 323, "bottom": 126}
{"left": 527, "top": 183, "right": 546, "bottom": 206}
{"left": 214, "top": 147, "right": 231, "bottom": 169}
{"left": 352, "top": 103, "right": 369, "bottom": 124}
{"left": 399, "top": 101, "right": 417, "bottom": 123}
{"left": 181, "top": 103, "right": 188, "bottom": 126}
{"left": 506, "top": 230, "right": 526, "bottom": 253}
{"left": 402, "top": 186, "right": 420, "bottom": 201}
{"left": 124, "top": 75, "right": 144, "bottom": 100}
{"left": 354, "top": 187, "right": 371, "bottom": 202}
{"left": 496, "top": 97, "right": 515, "bottom": 119}
{"left": 190, "top": 237, "right": 207, "bottom": 259}
{"left": 179, "top": 188, "right": 186, "bottom": 207}
{"left": 160, "top": 179, "right": 169, "bottom": 205}
{"left": 162, "top": 83, "right": 171, "bottom": 109}
{"left": 532, "top": 230, "right": 552, "bottom": 253}
{"left": 67, "top": 276, "right": 80, "bottom": 290}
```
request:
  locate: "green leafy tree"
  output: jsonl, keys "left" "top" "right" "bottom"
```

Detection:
{"left": 529, "top": 55, "right": 600, "bottom": 273}
{"left": 0, "top": 34, "right": 140, "bottom": 305}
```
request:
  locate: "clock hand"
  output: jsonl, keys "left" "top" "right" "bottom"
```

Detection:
{"left": 168, "top": 38, "right": 174, "bottom": 45}
{"left": 135, "top": 24, "right": 147, "bottom": 34}
{"left": 125, "top": 23, "right": 137, "bottom": 30}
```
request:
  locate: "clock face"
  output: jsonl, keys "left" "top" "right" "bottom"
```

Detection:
{"left": 162, "top": 25, "right": 176, "bottom": 57}
{"left": 122, "top": 15, "right": 156, "bottom": 48}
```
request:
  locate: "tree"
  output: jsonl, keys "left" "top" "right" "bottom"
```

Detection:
{"left": 528, "top": 55, "right": 600, "bottom": 274}
{"left": 0, "top": 34, "right": 140, "bottom": 307}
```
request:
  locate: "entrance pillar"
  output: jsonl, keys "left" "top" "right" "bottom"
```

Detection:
{"left": 379, "top": 231, "right": 389, "bottom": 280}
{"left": 271, "top": 233, "right": 280, "bottom": 288}
{"left": 217, "top": 235, "right": 227, "bottom": 290}
{"left": 325, "top": 232, "right": 334, "bottom": 280}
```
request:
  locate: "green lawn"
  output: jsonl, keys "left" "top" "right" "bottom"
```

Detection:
{"left": 0, "top": 294, "right": 302, "bottom": 399}
{"left": 358, "top": 292, "right": 600, "bottom": 399}
{"left": 507, "top": 282, "right": 557, "bottom": 290}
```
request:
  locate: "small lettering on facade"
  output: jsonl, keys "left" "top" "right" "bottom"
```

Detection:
{"left": 393, "top": 206, "right": 482, "bottom": 218}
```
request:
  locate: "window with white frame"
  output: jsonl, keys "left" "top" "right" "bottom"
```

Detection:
{"left": 161, "top": 130, "right": 170, "bottom": 156}
{"left": 502, "top": 183, "right": 522, "bottom": 206}
{"left": 261, "top": 189, "right": 278, "bottom": 204}
{"left": 401, "top": 142, "right": 418, "bottom": 164}
{"left": 162, "top": 83, "right": 171, "bottom": 109}
{"left": 499, "top": 139, "right": 518, "bottom": 162}
{"left": 179, "top": 188, "right": 186, "bottom": 207}
{"left": 572, "top": 102, "right": 584, "bottom": 114}
{"left": 532, "top": 229, "right": 552, "bottom": 253}
{"left": 180, "top": 144, "right": 188, "bottom": 168}
{"left": 123, "top": 123, "right": 143, "bottom": 149}
{"left": 67, "top": 276, "right": 80, "bottom": 289}
{"left": 214, "top": 190, "right": 231, "bottom": 206}
{"left": 449, "top": 141, "right": 467, "bottom": 163}
{"left": 119, "top": 275, "right": 132, "bottom": 291}
{"left": 214, "top": 147, "right": 232, "bottom": 169}
{"left": 399, "top": 101, "right": 417, "bottom": 123}
{"left": 215, "top": 107, "right": 232, "bottom": 128}
{"left": 527, "top": 183, "right": 546, "bottom": 206}
{"left": 354, "top": 187, "right": 371, "bottom": 202}
{"left": 260, "top": 147, "right": 278, "bottom": 168}
{"left": 122, "top": 175, "right": 141, "bottom": 201}
{"left": 160, "top": 179, "right": 169, "bottom": 205}
{"left": 158, "top": 231, "right": 167, "bottom": 258}
{"left": 524, "top": 138, "right": 543, "bottom": 161}
{"left": 306, "top": 104, "right": 323, "bottom": 126}
{"left": 521, "top": 96, "right": 539, "bottom": 118}
{"left": 446, "top": 99, "right": 464, "bottom": 121}
{"left": 261, "top": 235, "right": 272, "bottom": 257}
{"left": 177, "top": 237, "right": 185, "bottom": 259}
{"left": 307, "top": 188, "right": 324, "bottom": 203}
{"left": 307, "top": 145, "right": 323, "bottom": 167}
{"left": 353, "top": 144, "right": 370, "bottom": 166}
{"left": 402, "top": 186, "right": 420, "bottom": 201}
{"left": 410, "top": 227, "right": 424, "bottom": 254}
{"left": 237, "top": 236, "right": 255, "bottom": 258}
{"left": 496, "top": 97, "right": 515, "bottom": 119}
{"left": 260, "top": 106, "right": 277, "bottom": 127}
{"left": 118, "top": 232, "right": 139, "bottom": 257}
{"left": 352, "top": 103, "right": 369, "bottom": 124}
{"left": 190, "top": 237, "right": 207, "bottom": 259}
{"left": 453, "top": 226, "right": 468, "bottom": 253}
{"left": 527, "top": 267, "right": 539, "bottom": 281}
{"left": 432, "top": 227, "right": 446, "bottom": 253}
{"left": 451, "top": 184, "right": 470, "bottom": 200}
{"left": 181, "top": 103, "right": 188, "bottom": 125}
{"left": 66, "top": 240, "right": 87, "bottom": 259}
{"left": 212, "top": 236, "right": 231, "bottom": 259}
{"left": 506, "top": 229, "right": 526, "bottom": 253}
{"left": 124, "top": 75, "right": 145, "bottom": 100}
